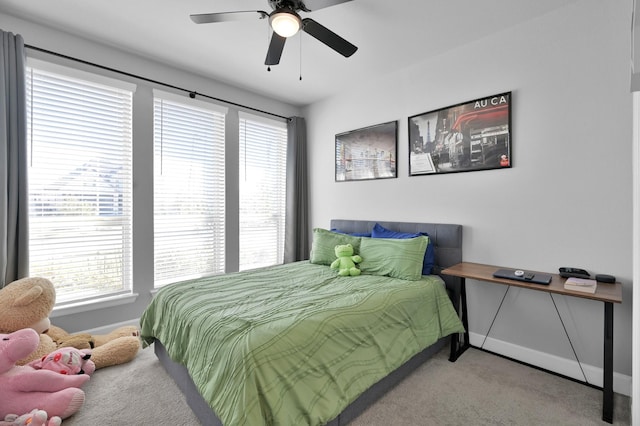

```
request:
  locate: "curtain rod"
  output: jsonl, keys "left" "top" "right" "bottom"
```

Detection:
{"left": 25, "top": 44, "right": 290, "bottom": 121}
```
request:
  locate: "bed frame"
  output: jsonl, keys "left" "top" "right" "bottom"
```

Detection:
{"left": 153, "top": 219, "right": 463, "bottom": 426}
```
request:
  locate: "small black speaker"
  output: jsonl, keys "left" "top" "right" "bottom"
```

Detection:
{"left": 595, "top": 274, "right": 616, "bottom": 283}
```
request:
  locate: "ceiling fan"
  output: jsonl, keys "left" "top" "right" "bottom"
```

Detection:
{"left": 190, "top": 0, "right": 358, "bottom": 66}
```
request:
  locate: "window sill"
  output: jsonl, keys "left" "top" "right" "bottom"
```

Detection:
{"left": 51, "top": 293, "right": 139, "bottom": 318}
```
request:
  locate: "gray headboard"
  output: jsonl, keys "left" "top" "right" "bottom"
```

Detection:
{"left": 329, "top": 219, "right": 463, "bottom": 297}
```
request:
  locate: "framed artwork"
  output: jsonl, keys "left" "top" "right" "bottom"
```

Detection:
{"left": 335, "top": 120, "right": 397, "bottom": 182}
{"left": 408, "top": 92, "right": 512, "bottom": 176}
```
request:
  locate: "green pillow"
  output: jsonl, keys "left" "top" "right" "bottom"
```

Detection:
{"left": 358, "top": 236, "right": 428, "bottom": 280}
{"left": 309, "top": 228, "right": 362, "bottom": 266}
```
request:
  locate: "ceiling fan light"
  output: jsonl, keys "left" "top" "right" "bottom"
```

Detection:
{"left": 270, "top": 10, "right": 302, "bottom": 38}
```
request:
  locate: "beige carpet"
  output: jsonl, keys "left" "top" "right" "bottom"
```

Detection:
{"left": 64, "top": 344, "right": 630, "bottom": 425}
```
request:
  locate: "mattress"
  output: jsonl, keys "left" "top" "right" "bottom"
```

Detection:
{"left": 140, "top": 260, "right": 464, "bottom": 425}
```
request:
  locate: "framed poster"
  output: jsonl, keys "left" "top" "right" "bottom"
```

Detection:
{"left": 408, "top": 92, "right": 511, "bottom": 175}
{"left": 335, "top": 120, "right": 397, "bottom": 182}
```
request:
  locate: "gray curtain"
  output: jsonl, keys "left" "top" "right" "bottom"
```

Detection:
{"left": 0, "top": 30, "right": 28, "bottom": 287}
{"left": 284, "top": 116, "right": 309, "bottom": 262}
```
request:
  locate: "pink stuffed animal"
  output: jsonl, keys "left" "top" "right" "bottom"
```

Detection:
{"left": 0, "top": 328, "right": 89, "bottom": 420}
{"left": 0, "top": 409, "right": 62, "bottom": 426}
{"left": 29, "top": 347, "right": 95, "bottom": 376}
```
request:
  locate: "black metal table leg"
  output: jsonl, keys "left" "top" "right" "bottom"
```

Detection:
{"left": 602, "top": 301, "right": 613, "bottom": 423}
{"left": 449, "top": 278, "right": 470, "bottom": 362}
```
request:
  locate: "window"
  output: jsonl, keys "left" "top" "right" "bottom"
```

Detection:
{"left": 24, "top": 60, "right": 288, "bottom": 302}
{"left": 26, "top": 62, "right": 134, "bottom": 305}
{"left": 153, "top": 93, "right": 226, "bottom": 286}
{"left": 239, "top": 113, "right": 287, "bottom": 270}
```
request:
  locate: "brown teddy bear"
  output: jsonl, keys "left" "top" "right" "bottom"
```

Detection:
{"left": 45, "top": 324, "right": 141, "bottom": 369}
{"left": 0, "top": 277, "right": 140, "bottom": 369}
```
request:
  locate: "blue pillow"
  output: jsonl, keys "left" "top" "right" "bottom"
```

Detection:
{"left": 331, "top": 228, "right": 372, "bottom": 237}
{"left": 371, "top": 223, "right": 435, "bottom": 275}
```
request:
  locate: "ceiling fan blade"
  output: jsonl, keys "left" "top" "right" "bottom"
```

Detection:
{"left": 190, "top": 10, "right": 268, "bottom": 24}
{"left": 301, "top": 18, "right": 357, "bottom": 58}
{"left": 265, "top": 33, "right": 287, "bottom": 66}
{"left": 300, "top": 0, "right": 353, "bottom": 11}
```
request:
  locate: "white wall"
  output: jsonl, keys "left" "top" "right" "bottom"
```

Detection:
{"left": 631, "top": 1, "right": 640, "bottom": 420}
{"left": 632, "top": 91, "right": 639, "bottom": 424}
{"left": 305, "top": 0, "right": 633, "bottom": 392}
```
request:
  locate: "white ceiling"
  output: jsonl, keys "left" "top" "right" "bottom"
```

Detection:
{"left": 0, "top": 0, "right": 578, "bottom": 107}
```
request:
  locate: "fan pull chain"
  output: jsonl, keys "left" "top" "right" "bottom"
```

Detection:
{"left": 299, "top": 32, "right": 303, "bottom": 81}
{"left": 267, "top": 22, "right": 271, "bottom": 72}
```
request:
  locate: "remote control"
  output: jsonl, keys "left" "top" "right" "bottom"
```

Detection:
{"left": 559, "top": 267, "right": 590, "bottom": 279}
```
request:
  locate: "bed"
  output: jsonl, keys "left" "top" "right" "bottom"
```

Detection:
{"left": 140, "top": 219, "right": 464, "bottom": 426}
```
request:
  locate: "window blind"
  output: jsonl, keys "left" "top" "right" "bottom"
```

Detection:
{"left": 26, "top": 66, "right": 134, "bottom": 305}
{"left": 153, "top": 95, "right": 226, "bottom": 286}
{"left": 239, "top": 113, "right": 287, "bottom": 271}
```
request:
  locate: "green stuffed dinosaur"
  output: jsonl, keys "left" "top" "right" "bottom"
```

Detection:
{"left": 330, "top": 244, "right": 362, "bottom": 276}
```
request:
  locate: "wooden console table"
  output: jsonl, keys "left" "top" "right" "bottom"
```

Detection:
{"left": 441, "top": 262, "right": 622, "bottom": 423}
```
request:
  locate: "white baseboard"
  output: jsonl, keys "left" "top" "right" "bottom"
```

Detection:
{"left": 469, "top": 332, "right": 631, "bottom": 397}
{"left": 81, "top": 322, "right": 632, "bottom": 397}
{"left": 81, "top": 318, "right": 140, "bottom": 336}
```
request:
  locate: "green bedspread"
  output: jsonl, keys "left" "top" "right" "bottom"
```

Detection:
{"left": 140, "top": 261, "right": 464, "bottom": 426}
